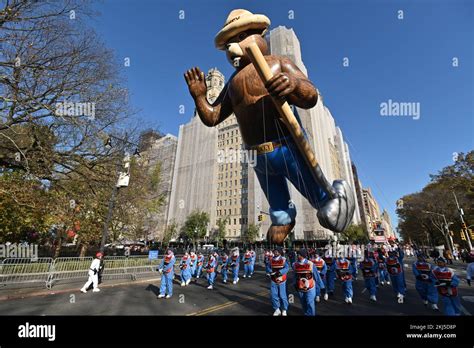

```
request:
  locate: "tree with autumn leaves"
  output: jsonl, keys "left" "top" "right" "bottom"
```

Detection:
{"left": 0, "top": 1, "right": 165, "bottom": 255}
{"left": 397, "top": 151, "right": 474, "bottom": 249}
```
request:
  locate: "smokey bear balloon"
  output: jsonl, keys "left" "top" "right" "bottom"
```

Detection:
{"left": 185, "top": 9, "right": 355, "bottom": 245}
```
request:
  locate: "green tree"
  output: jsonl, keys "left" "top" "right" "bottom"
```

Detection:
{"left": 242, "top": 223, "right": 260, "bottom": 244}
{"left": 341, "top": 224, "right": 368, "bottom": 244}
{"left": 213, "top": 217, "right": 229, "bottom": 246}
{"left": 397, "top": 150, "right": 474, "bottom": 249}
{"left": 162, "top": 221, "right": 178, "bottom": 247}
{"left": 181, "top": 211, "right": 210, "bottom": 247}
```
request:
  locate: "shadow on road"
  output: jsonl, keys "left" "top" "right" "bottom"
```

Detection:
{"left": 145, "top": 284, "right": 160, "bottom": 296}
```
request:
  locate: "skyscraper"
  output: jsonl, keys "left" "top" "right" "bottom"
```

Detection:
{"left": 167, "top": 69, "right": 220, "bottom": 230}
{"left": 269, "top": 26, "right": 360, "bottom": 239}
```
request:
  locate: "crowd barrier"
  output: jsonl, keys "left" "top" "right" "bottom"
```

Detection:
{"left": 0, "top": 258, "right": 53, "bottom": 288}
{"left": 1, "top": 251, "right": 265, "bottom": 289}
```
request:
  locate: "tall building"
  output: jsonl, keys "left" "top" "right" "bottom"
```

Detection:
{"left": 167, "top": 69, "right": 220, "bottom": 231}
{"left": 215, "top": 116, "right": 249, "bottom": 240}
{"left": 351, "top": 163, "right": 369, "bottom": 233}
{"left": 141, "top": 134, "right": 178, "bottom": 240}
{"left": 381, "top": 209, "right": 395, "bottom": 239}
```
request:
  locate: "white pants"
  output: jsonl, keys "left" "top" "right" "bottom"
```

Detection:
{"left": 82, "top": 272, "right": 98, "bottom": 290}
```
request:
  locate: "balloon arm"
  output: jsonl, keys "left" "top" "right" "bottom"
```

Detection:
{"left": 245, "top": 43, "right": 335, "bottom": 199}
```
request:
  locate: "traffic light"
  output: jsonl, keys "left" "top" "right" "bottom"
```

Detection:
{"left": 258, "top": 214, "right": 263, "bottom": 222}
{"left": 470, "top": 229, "right": 474, "bottom": 239}
{"left": 461, "top": 230, "right": 466, "bottom": 241}
{"left": 462, "top": 223, "right": 467, "bottom": 230}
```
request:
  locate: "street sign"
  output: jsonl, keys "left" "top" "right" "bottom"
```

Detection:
{"left": 374, "top": 236, "right": 386, "bottom": 243}
{"left": 148, "top": 250, "right": 159, "bottom": 259}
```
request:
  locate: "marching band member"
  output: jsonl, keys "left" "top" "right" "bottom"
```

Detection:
{"left": 359, "top": 250, "right": 378, "bottom": 301}
{"left": 179, "top": 252, "right": 192, "bottom": 286}
{"left": 266, "top": 247, "right": 289, "bottom": 316}
{"left": 80, "top": 252, "right": 103, "bottom": 293}
{"left": 348, "top": 244, "right": 359, "bottom": 280}
{"left": 205, "top": 253, "right": 217, "bottom": 290}
{"left": 220, "top": 252, "right": 230, "bottom": 283}
{"left": 433, "top": 257, "right": 461, "bottom": 316}
{"left": 230, "top": 248, "right": 240, "bottom": 284}
{"left": 376, "top": 248, "right": 390, "bottom": 286}
{"left": 323, "top": 254, "right": 336, "bottom": 300}
{"left": 189, "top": 251, "right": 197, "bottom": 279}
{"left": 195, "top": 252, "right": 204, "bottom": 278}
{"left": 243, "top": 249, "right": 253, "bottom": 278}
{"left": 412, "top": 252, "right": 438, "bottom": 310}
{"left": 386, "top": 248, "right": 406, "bottom": 303}
{"left": 311, "top": 251, "right": 327, "bottom": 303}
{"left": 264, "top": 249, "right": 273, "bottom": 272}
{"left": 157, "top": 249, "right": 175, "bottom": 298}
{"left": 293, "top": 249, "right": 324, "bottom": 316}
{"left": 336, "top": 253, "right": 355, "bottom": 304}
{"left": 250, "top": 248, "right": 256, "bottom": 276}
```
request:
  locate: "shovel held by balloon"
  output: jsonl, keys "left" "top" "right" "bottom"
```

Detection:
{"left": 245, "top": 42, "right": 356, "bottom": 233}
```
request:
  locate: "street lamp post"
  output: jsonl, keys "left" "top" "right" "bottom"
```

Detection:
{"left": 452, "top": 191, "right": 473, "bottom": 250}
{"left": 99, "top": 135, "right": 140, "bottom": 252}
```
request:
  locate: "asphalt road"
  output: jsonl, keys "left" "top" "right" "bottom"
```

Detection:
{"left": 1, "top": 257, "right": 473, "bottom": 316}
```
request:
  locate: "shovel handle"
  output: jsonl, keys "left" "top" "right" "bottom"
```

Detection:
{"left": 245, "top": 43, "right": 335, "bottom": 198}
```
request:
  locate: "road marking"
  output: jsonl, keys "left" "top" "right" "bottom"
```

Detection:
{"left": 462, "top": 296, "right": 474, "bottom": 303}
{"left": 187, "top": 290, "right": 268, "bottom": 316}
{"left": 459, "top": 304, "right": 472, "bottom": 316}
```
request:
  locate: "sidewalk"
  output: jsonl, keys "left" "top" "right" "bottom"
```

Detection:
{"left": 0, "top": 275, "right": 161, "bottom": 301}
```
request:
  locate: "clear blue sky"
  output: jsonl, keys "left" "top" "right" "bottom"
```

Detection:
{"left": 87, "top": 0, "right": 473, "bottom": 231}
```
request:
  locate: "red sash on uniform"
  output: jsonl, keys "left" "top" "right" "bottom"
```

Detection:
{"left": 433, "top": 269, "right": 457, "bottom": 296}
{"left": 314, "top": 259, "right": 325, "bottom": 271}
{"left": 180, "top": 255, "right": 189, "bottom": 270}
{"left": 270, "top": 257, "right": 287, "bottom": 283}
{"left": 244, "top": 252, "right": 251, "bottom": 264}
{"left": 386, "top": 258, "right": 402, "bottom": 275}
{"left": 336, "top": 260, "right": 352, "bottom": 281}
{"left": 163, "top": 255, "right": 173, "bottom": 273}
{"left": 206, "top": 260, "right": 215, "bottom": 273}
{"left": 294, "top": 261, "right": 314, "bottom": 292}
{"left": 324, "top": 257, "right": 334, "bottom": 266}
{"left": 361, "top": 259, "right": 375, "bottom": 278}
{"left": 415, "top": 262, "right": 432, "bottom": 282}
{"left": 377, "top": 258, "right": 386, "bottom": 270}
{"left": 221, "top": 256, "right": 228, "bottom": 269}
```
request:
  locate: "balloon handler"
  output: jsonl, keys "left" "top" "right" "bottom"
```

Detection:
{"left": 185, "top": 9, "right": 355, "bottom": 245}
{"left": 81, "top": 252, "right": 103, "bottom": 293}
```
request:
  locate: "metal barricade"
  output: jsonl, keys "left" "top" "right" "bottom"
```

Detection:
{"left": 1, "top": 254, "right": 182, "bottom": 289}
{"left": 0, "top": 258, "right": 53, "bottom": 288}
{"left": 116, "top": 255, "right": 161, "bottom": 280}
{"left": 46, "top": 257, "right": 93, "bottom": 289}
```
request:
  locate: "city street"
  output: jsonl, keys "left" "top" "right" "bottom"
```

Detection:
{"left": 1, "top": 257, "right": 473, "bottom": 316}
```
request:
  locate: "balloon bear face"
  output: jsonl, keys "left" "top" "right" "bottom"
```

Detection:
{"left": 223, "top": 29, "right": 268, "bottom": 70}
